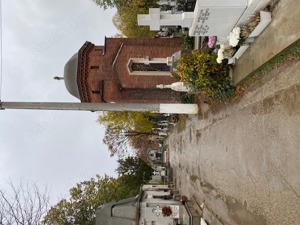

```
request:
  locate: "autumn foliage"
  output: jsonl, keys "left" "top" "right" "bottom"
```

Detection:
{"left": 93, "top": 0, "right": 157, "bottom": 37}
{"left": 175, "top": 50, "right": 234, "bottom": 99}
{"left": 98, "top": 111, "right": 157, "bottom": 158}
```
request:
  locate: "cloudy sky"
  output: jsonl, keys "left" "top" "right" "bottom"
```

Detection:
{"left": 0, "top": 0, "right": 119, "bottom": 203}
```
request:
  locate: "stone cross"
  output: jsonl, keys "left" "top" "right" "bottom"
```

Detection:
{"left": 152, "top": 205, "right": 162, "bottom": 216}
{"left": 138, "top": 8, "right": 194, "bottom": 31}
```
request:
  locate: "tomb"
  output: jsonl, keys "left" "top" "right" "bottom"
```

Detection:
{"left": 138, "top": 0, "right": 271, "bottom": 38}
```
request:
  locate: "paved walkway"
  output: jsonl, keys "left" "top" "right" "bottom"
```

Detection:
{"left": 232, "top": 0, "right": 300, "bottom": 84}
{"left": 169, "top": 59, "right": 300, "bottom": 225}
{"left": 169, "top": 0, "right": 300, "bottom": 224}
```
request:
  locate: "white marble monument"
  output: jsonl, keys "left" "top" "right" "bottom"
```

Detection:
{"left": 189, "top": 0, "right": 248, "bottom": 36}
{"left": 138, "top": 8, "right": 194, "bottom": 30}
{"left": 138, "top": 0, "right": 271, "bottom": 37}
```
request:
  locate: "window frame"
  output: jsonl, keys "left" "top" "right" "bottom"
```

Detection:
{"left": 126, "top": 57, "right": 172, "bottom": 76}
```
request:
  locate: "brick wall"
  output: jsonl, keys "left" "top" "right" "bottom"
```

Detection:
{"left": 80, "top": 38, "right": 183, "bottom": 103}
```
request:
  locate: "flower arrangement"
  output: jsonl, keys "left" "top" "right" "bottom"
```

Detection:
{"left": 217, "top": 45, "right": 225, "bottom": 63}
{"left": 162, "top": 206, "right": 172, "bottom": 217}
{"left": 228, "top": 27, "right": 241, "bottom": 47}
{"left": 224, "top": 47, "right": 236, "bottom": 58}
{"left": 240, "top": 12, "right": 261, "bottom": 39}
{"left": 208, "top": 36, "right": 216, "bottom": 48}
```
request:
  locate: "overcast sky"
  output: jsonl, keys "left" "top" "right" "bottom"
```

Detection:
{"left": 0, "top": 0, "right": 119, "bottom": 203}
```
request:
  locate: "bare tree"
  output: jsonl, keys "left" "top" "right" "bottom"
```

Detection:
{"left": 0, "top": 180, "right": 49, "bottom": 225}
{"left": 103, "top": 126, "right": 155, "bottom": 158}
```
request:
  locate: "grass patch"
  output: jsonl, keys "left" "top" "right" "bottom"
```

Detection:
{"left": 209, "top": 39, "right": 300, "bottom": 110}
{"left": 174, "top": 38, "right": 300, "bottom": 114}
{"left": 237, "top": 39, "right": 300, "bottom": 87}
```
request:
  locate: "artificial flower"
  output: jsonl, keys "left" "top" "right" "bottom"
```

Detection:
{"left": 217, "top": 48, "right": 225, "bottom": 63}
{"left": 216, "top": 58, "right": 223, "bottom": 64}
{"left": 228, "top": 27, "right": 241, "bottom": 47}
{"left": 217, "top": 49, "right": 224, "bottom": 59}
{"left": 208, "top": 36, "right": 216, "bottom": 48}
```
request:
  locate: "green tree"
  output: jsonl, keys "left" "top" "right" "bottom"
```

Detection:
{"left": 92, "top": 0, "right": 157, "bottom": 37}
{"left": 90, "top": 0, "right": 115, "bottom": 9}
{"left": 43, "top": 157, "right": 153, "bottom": 225}
{"left": 43, "top": 175, "right": 136, "bottom": 225}
{"left": 98, "top": 111, "right": 155, "bottom": 132}
{"left": 114, "top": 5, "right": 156, "bottom": 37}
{"left": 117, "top": 156, "right": 154, "bottom": 191}
{"left": 91, "top": 0, "right": 132, "bottom": 9}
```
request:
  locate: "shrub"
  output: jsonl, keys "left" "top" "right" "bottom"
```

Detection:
{"left": 175, "top": 50, "right": 234, "bottom": 99}
{"left": 178, "top": 92, "right": 195, "bottom": 103}
{"left": 183, "top": 34, "right": 195, "bottom": 50}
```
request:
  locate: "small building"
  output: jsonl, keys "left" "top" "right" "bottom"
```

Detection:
{"left": 147, "top": 148, "right": 163, "bottom": 163}
{"left": 96, "top": 185, "right": 181, "bottom": 225}
{"left": 149, "top": 166, "right": 167, "bottom": 184}
{"left": 63, "top": 38, "right": 184, "bottom": 103}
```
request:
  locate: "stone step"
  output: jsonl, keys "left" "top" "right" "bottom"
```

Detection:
{"left": 185, "top": 201, "right": 201, "bottom": 225}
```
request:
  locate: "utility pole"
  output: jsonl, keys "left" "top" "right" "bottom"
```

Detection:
{"left": 0, "top": 102, "right": 198, "bottom": 114}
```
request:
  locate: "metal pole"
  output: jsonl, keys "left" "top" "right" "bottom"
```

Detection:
{"left": 0, "top": 102, "right": 198, "bottom": 114}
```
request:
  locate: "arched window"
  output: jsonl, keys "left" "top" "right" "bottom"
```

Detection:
{"left": 127, "top": 57, "right": 173, "bottom": 76}
{"left": 131, "top": 63, "right": 171, "bottom": 71}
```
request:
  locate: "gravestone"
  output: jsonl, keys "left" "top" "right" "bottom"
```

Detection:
{"left": 138, "top": 0, "right": 271, "bottom": 39}
{"left": 189, "top": 0, "right": 248, "bottom": 36}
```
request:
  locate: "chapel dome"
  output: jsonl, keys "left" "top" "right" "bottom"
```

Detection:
{"left": 64, "top": 53, "right": 80, "bottom": 99}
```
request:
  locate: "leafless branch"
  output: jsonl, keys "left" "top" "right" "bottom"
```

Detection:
{"left": 0, "top": 180, "right": 50, "bottom": 225}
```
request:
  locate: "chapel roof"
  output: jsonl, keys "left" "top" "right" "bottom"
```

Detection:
{"left": 63, "top": 53, "right": 80, "bottom": 99}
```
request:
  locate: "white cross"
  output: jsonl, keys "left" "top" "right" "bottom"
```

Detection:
{"left": 152, "top": 205, "right": 162, "bottom": 216}
{"left": 138, "top": 8, "right": 161, "bottom": 30}
{"left": 138, "top": 8, "right": 194, "bottom": 31}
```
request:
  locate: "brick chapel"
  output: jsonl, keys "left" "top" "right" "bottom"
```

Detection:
{"left": 63, "top": 37, "right": 183, "bottom": 103}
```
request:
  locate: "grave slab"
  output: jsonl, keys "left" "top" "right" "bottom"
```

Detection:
{"left": 189, "top": 0, "right": 248, "bottom": 36}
